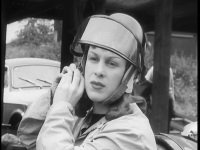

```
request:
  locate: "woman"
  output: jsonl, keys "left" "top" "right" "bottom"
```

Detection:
{"left": 17, "top": 13, "right": 157, "bottom": 150}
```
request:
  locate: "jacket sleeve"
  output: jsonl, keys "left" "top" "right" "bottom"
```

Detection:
{"left": 36, "top": 101, "right": 120, "bottom": 150}
{"left": 17, "top": 90, "right": 51, "bottom": 150}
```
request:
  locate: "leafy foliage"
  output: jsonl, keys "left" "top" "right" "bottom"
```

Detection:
{"left": 171, "top": 52, "right": 197, "bottom": 87}
{"left": 10, "top": 18, "right": 54, "bottom": 46}
{"left": 171, "top": 53, "right": 197, "bottom": 117}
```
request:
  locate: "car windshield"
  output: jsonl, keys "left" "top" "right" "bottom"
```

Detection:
{"left": 12, "top": 65, "right": 60, "bottom": 89}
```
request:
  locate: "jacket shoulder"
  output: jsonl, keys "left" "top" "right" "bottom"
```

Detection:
{"left": 96, "top": 108, "right": 156, "bottom": 150}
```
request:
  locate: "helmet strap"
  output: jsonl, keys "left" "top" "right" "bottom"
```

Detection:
{"left": 103, "top": 65, "right": 136, "bottom": 105}
{"left": 77, "top": 50, "right": 88, "bottom": 75}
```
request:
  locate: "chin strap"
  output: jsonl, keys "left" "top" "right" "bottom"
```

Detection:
{"left": 103, "top": 66, "right": 136, "bottom": 105}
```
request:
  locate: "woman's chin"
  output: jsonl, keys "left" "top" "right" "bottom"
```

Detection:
{"left": 87, "top": 92, "right": 106, "bottom": 103}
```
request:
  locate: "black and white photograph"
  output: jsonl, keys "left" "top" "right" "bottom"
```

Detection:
{"left": 1, "top": 0, "right": 197, "bottom": 150}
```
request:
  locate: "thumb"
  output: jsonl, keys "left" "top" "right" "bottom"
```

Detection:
{"left": 51, "top": 74, "right": 62, "bottom": 97}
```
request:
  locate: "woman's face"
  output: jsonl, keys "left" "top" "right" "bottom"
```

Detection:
{"left": 84, "top": 46, "right": 126, "bottom": 103}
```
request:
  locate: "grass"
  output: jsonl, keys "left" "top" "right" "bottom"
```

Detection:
{"left": 6, "top": 42, "right": 61, "bottom": 61}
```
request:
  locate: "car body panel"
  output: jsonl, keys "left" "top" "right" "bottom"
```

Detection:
{"left": 3, "top": 58, "right": 60, "bottom": 127}
{"left": 155, "top": 133, "right": 197, "bottom": 150}
{"left": 4, "top": 88, "right": 49, "bottom": 105}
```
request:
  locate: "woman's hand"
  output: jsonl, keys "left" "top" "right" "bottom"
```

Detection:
{"left": 50, "top": 65, "right": 72, "bottom": 97}
{"left": 52, "top": 63, "right": 84, "bottom": 107}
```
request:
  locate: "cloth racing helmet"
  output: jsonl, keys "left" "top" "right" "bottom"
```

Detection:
{"left": 71, "top": 13, "right": 147, "bottom": 104}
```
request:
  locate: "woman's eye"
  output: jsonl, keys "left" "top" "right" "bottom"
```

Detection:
{"left": 108, "top": 61, "right": 117, "bottom": 67}
{"left": 88, "top": 56, "right": 98, "bottom": 62}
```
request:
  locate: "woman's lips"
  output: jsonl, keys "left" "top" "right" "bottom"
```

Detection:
{"left": 90, "top": 81, "right": 105, "bottom": 89}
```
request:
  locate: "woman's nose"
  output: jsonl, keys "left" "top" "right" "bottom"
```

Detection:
{"left": 94, "top": 62, "right": 105, "bottom": 78}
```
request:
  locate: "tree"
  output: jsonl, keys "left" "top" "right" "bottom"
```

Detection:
{"left": 12, "top": 18, "right": 54, "bottom": 46}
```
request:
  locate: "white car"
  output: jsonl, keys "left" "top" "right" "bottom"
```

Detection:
{"left": 3, "top": 58, "right": 60, "bottom": 130}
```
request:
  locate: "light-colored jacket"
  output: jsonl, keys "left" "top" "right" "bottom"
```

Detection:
{"left": 17, "top": 90, "right": 157, "bottom": 150}
{"left": 145, "top": 66, "right": 175, "bottom": 102}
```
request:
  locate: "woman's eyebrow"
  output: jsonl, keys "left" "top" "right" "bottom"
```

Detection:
{"left": 88, "top": 51, "right": 98, "bottom": 56}
{"left": 106, "top": 55, "right": 122, "bottom": 60}
{"left": 89, "top": 50, "right": 121, "bottom": 59}
{"left": 109, "top": 56, "right": 121, "bottom": 59}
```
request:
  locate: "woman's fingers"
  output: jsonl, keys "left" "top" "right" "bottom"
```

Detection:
{"left": 72, "top": 69, "right": 81, "bottom": 87}
{"left": 54, "top": 74, "right": 62, "bottom": 83}
{"left": 59, "top": 69, "right": 73, "bottom": 86}
{"left": 78, "top": 75, "right": 85, "bottom": 95}
{"left": 61, "top": 64, "right": 82, "bottom": 88}
{"left": 69, "top": 63, "right": 76, "bottom": 71}
{"left": 53, "top": 63, "right": 84, "bottom": 107}
{"left": 61, "top": 63, "right": 77, "bottom": 75}
{"left": 61, "top": 66, "right": 69, "bottom": 74}
{"left": 70, "top": 74, "right": 84, "bottom": 107}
